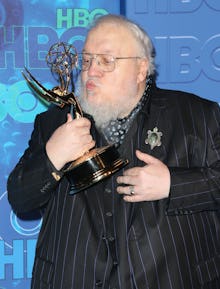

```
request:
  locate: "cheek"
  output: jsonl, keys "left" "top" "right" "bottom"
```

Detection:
{"left": 113, "top": 70, "right": 138, "bottom": 92}
{"left": 104, "top": 71, "right": 138, "bottom": 103}
{"left": 117, "top": 64, "right": 139, "bottom": 83}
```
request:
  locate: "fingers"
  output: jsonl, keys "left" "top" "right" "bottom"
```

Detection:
{"left": 117, "top": 184, "right": 135, "bottom": 195}
{"left": 116, "top": 184, "right": 143, "bottom": 203}
{"left": 117, "top": 150, "right": 157, "bottom": 179}
{"left": 117, "top": 173, "right": 136, "bottom": 186}
{"left": 46, "top": 115, "right": 95, "bottom": 170}
{"left": 116, "top": 150, "right": 170, "bottom": 203}
{"left": 123, "top": 193, "right": 139, "bottom": 202}
{"left": 77, "top": 140, "right": 95, "bottom": 158}
{"left": 66, "top": 116, "right": 93, "bottom": 140}
{"left": 67, "top": 115, "right": 92, "bottom": 130}
{"left": 68, "top": 117, "right": 95, "bottom": 156}
{"left": 136, "top": 149, "right": 158, "bottom": 164}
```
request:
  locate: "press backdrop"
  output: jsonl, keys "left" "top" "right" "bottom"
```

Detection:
{"left": 0, "top": 1, "right": 219, "bottom": 288}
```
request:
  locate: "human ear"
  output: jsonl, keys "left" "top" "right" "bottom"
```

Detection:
{"left": 137, "top": 58, "right": 149, "bottom": 83}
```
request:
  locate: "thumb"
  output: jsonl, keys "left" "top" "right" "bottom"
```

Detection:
{"left": 66, "top": 113, "right": 73, "bottom": 123}
{"left": 136, "top": 149, "right": 158, "bottom": 164}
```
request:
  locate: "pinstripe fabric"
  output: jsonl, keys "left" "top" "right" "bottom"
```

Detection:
{"left": 7, "top": 83, "right": 220, "bottom": 289}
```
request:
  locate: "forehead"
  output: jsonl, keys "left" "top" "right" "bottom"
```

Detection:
{"left": 84, "top": 24, "right": 139, "bottom": 55}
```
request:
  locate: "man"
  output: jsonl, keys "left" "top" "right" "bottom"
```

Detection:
{"left": 7, "top": 14, "right": 220, "bottom": 289}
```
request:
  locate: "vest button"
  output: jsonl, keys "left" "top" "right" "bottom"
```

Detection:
{"left": 106, "top": 211, "right": 113, "bottom": 217}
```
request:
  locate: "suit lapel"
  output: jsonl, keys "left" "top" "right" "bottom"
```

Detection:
{"left": 139, "top": 94, "right": 171, "bottom": 162}
{"left": 118, "top": 87, "right": 172, "bottom": 167}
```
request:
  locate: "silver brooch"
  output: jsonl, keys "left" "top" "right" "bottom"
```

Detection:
{"left": 145, "top": 127, "right": 163, "bottom": 150}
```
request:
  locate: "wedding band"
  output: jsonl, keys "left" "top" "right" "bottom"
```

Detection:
{"left": 129, "top": 186, "right": 135, "bottom": 195}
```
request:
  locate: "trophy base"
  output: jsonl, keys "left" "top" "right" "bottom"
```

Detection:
{"left": 63, "top": 145, "right": 129, "bottom": 194}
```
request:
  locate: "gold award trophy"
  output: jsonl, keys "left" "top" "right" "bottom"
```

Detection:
{"left": 23, "top": 42, "right": 129, "bottom": 194}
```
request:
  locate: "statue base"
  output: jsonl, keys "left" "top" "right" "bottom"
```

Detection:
{"left": 63, "top": 145, "right": 129, "bottom": 194}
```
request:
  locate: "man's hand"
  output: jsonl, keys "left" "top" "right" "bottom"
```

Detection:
{"left": 116, "top": 150, "right": 170, "bottom": 202}
{"left": 46, "top": 113, "right": 95, "bottom": 170}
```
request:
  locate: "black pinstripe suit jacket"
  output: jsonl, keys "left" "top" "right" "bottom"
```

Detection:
{"left": 7, "top": 82, "right": 220, "bottom": 289}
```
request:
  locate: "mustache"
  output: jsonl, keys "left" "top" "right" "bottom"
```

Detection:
{"left": 82, "top": 77, "right": 101, "bottom": 87}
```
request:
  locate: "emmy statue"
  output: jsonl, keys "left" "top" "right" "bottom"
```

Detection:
{"left": 22, "top": 42, "right": 129, "bottom": 194}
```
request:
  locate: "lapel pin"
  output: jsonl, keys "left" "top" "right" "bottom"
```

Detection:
{"left": 145, "top": 127, "right": 163, "bottom": 150}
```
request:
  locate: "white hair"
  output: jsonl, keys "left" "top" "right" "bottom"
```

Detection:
{"left": 89, "top": 14, "right": 156, "bottom": 76}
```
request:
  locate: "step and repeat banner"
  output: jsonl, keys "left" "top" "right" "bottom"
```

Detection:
{"left": 0, "top": 0, "right": 219, "bottom": 288}
{"left": 126, "top": 0, "right": 220, "bottom": 103}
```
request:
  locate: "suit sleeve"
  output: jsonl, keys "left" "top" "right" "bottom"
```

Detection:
{"left": 167, "top": 102, "right": 220, "bottom": 215}
{"left": 7, "top": 113, "right": 64, "bottom": 213}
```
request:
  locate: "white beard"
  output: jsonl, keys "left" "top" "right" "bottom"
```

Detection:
{"left": 75, "top": 76, "right": 137, "bottom": 129}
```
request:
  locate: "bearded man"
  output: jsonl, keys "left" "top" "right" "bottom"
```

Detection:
{"left": 8, "top": 14, "right": 220, "bottom": 289}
